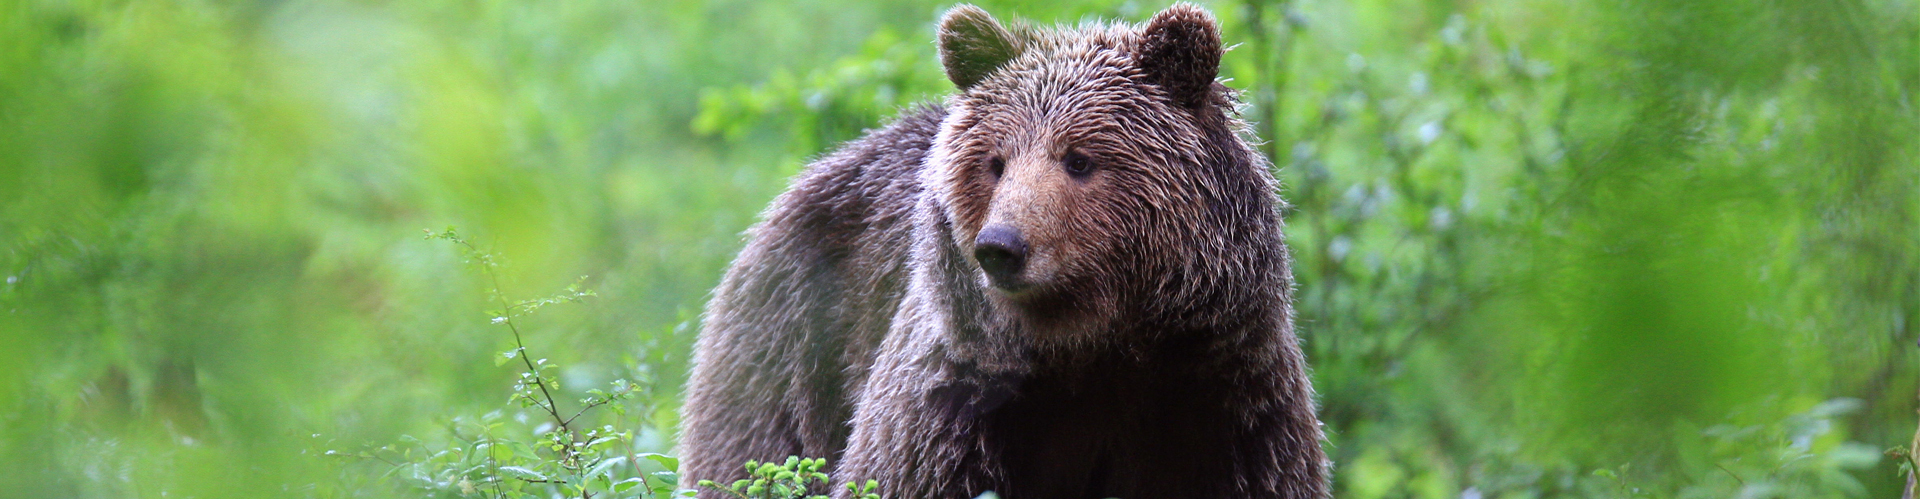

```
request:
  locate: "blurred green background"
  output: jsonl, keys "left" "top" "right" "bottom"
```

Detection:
{"left": 2, "top": 0, "right": 1915, "bottom": 497}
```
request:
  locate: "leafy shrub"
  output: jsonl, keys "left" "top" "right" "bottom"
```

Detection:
{"left": 323, "top": 228, "right": 687, "bottom": 499}
{"left": 695, "top": 456, "right": 879, "bottom": 499}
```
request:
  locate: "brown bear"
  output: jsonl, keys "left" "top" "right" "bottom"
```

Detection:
{"left": 677, "top": 4, "right": 1328, "bottom": 499}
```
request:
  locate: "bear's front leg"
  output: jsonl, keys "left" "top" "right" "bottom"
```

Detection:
{"left": 831, "top": 303, "right": 1021, "bottom": 499}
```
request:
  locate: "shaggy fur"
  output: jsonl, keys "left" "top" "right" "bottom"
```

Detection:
{"left": 678, "top": 4, "right": 1328, "bottom": 498}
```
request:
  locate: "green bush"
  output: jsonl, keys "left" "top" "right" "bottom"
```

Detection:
{"left": 323, "top": 228, "right": 684, "bottom": 498}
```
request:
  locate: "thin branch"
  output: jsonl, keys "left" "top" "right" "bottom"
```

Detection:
{"left": 564, "top": 398, "right": 611, "bottom": 429}
{"left": 485, "top": 426, "right": 506, "bottom": 499}
{"left": 432, "top": 229, "right": 633, "bottom": 498}
{"left": 1905, "top": 390, "right": 1919, "bottom": 499}
{"left": 328, "top": 449, "right": 404, "bottom": 469}
{"left": 451, "top": 237, "right": 573, "bottom": 434}
{"left": 1714, "top": 462, "right": 1744, "bottom": 486}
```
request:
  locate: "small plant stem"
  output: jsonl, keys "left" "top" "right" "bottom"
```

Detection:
{"left": 564, "top": 399, "right": 608, "bottom": 428}
{"left": 451, "top": 236, "right": 580, "bottom": 467}
{"left": 1714, "top": 462, "right": 1743, "bottom": 486}
{"left": 424, "top": 230, "right": 643, "bottom": 499}
{"left": 485, "top": 426, "right": 506, "bottom": 499}
{"left": 507, "top": 318, "right": 568, "bottom": 427}
{"left": 368, "top": 454, "right": 402, "bottom": 468}
{"left": 1907, "top": 327, "right": 1920, "bottom": 499}
{"left": 1905, "top": 392, "right": 1918, "bottom": 499}
{"left": 629, "top": 445, "right": 652, "bottom": 499}
{"left": 451, "top": 239, "right": 564, "bottom": 422}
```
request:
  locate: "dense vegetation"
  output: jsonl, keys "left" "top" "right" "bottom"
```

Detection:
{"left": 1, "top": 0, "right": 1914, "bottom": 497}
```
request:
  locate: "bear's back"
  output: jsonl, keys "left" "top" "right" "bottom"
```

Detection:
{"left": 678, "top": 105, "right": 944, "bottom": 485}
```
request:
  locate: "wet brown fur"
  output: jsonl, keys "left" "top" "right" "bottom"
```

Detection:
{"left": 679, "top": 4, "right": 1327, "bottom": 498}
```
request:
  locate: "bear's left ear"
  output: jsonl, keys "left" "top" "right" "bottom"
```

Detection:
{"left": 1137, "top": 3, "right": 1223, "bottom": 109}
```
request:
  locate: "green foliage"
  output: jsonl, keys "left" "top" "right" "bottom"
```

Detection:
{"left": 694, "top": 456, "right": 878, "bottom": 499}
{"left": 0, "top": 0, "right": 1913, "bottom": 498}
{"left": 693, "top": 28, "right": 947, "bottom": 162}
{"left": 323, "top": 228, "right": 685, "bottom": 498}
{"left": 1571, "top": 399, "right": 1883, "bottom": 499}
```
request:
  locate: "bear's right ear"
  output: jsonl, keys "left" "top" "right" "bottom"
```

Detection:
{"left": 938, "top": 5, "right": 1022, "bottom": 91}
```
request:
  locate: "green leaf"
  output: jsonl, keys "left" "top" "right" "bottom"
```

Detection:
{"left": 499, "top": 466, "right": 549, "bottom": 482}
{"left": 1831, "top": 442, "right": 1884, "bottom": 469}
{"left": 583, "top": 436, "right": 619, "bottom": 450}
{"left": 640, "top": 453, "right": 679, "bottom": 471}
{"left": 587, "top": 456, "right": 626, "bottom": 479}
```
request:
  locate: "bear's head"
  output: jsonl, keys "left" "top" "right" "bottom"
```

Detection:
{"left": 928, "top": 3, "right": 1283, "bottom": 341}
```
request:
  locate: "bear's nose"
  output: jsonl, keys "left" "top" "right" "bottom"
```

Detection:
{"left": 973, "top": 225, "right": 1027, "bottom": 286}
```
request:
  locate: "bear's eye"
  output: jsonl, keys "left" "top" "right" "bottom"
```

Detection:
{"left": 986, "top": 156, "right": 1005, "bottom": 178}
{"left": 1063, "top": 151, "right": 1096, "bottom": 178}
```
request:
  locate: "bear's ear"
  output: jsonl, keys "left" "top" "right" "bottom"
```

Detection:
{"left": 1137, "top": 3, "right": 1223, "bottom": 109}
{"left": 939, "top": 4, "right": 1023, "bottom": 91}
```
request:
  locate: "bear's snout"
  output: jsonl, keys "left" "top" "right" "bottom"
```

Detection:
{"left": 973, "top": 225, "right": 1028, "bottom": 288}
